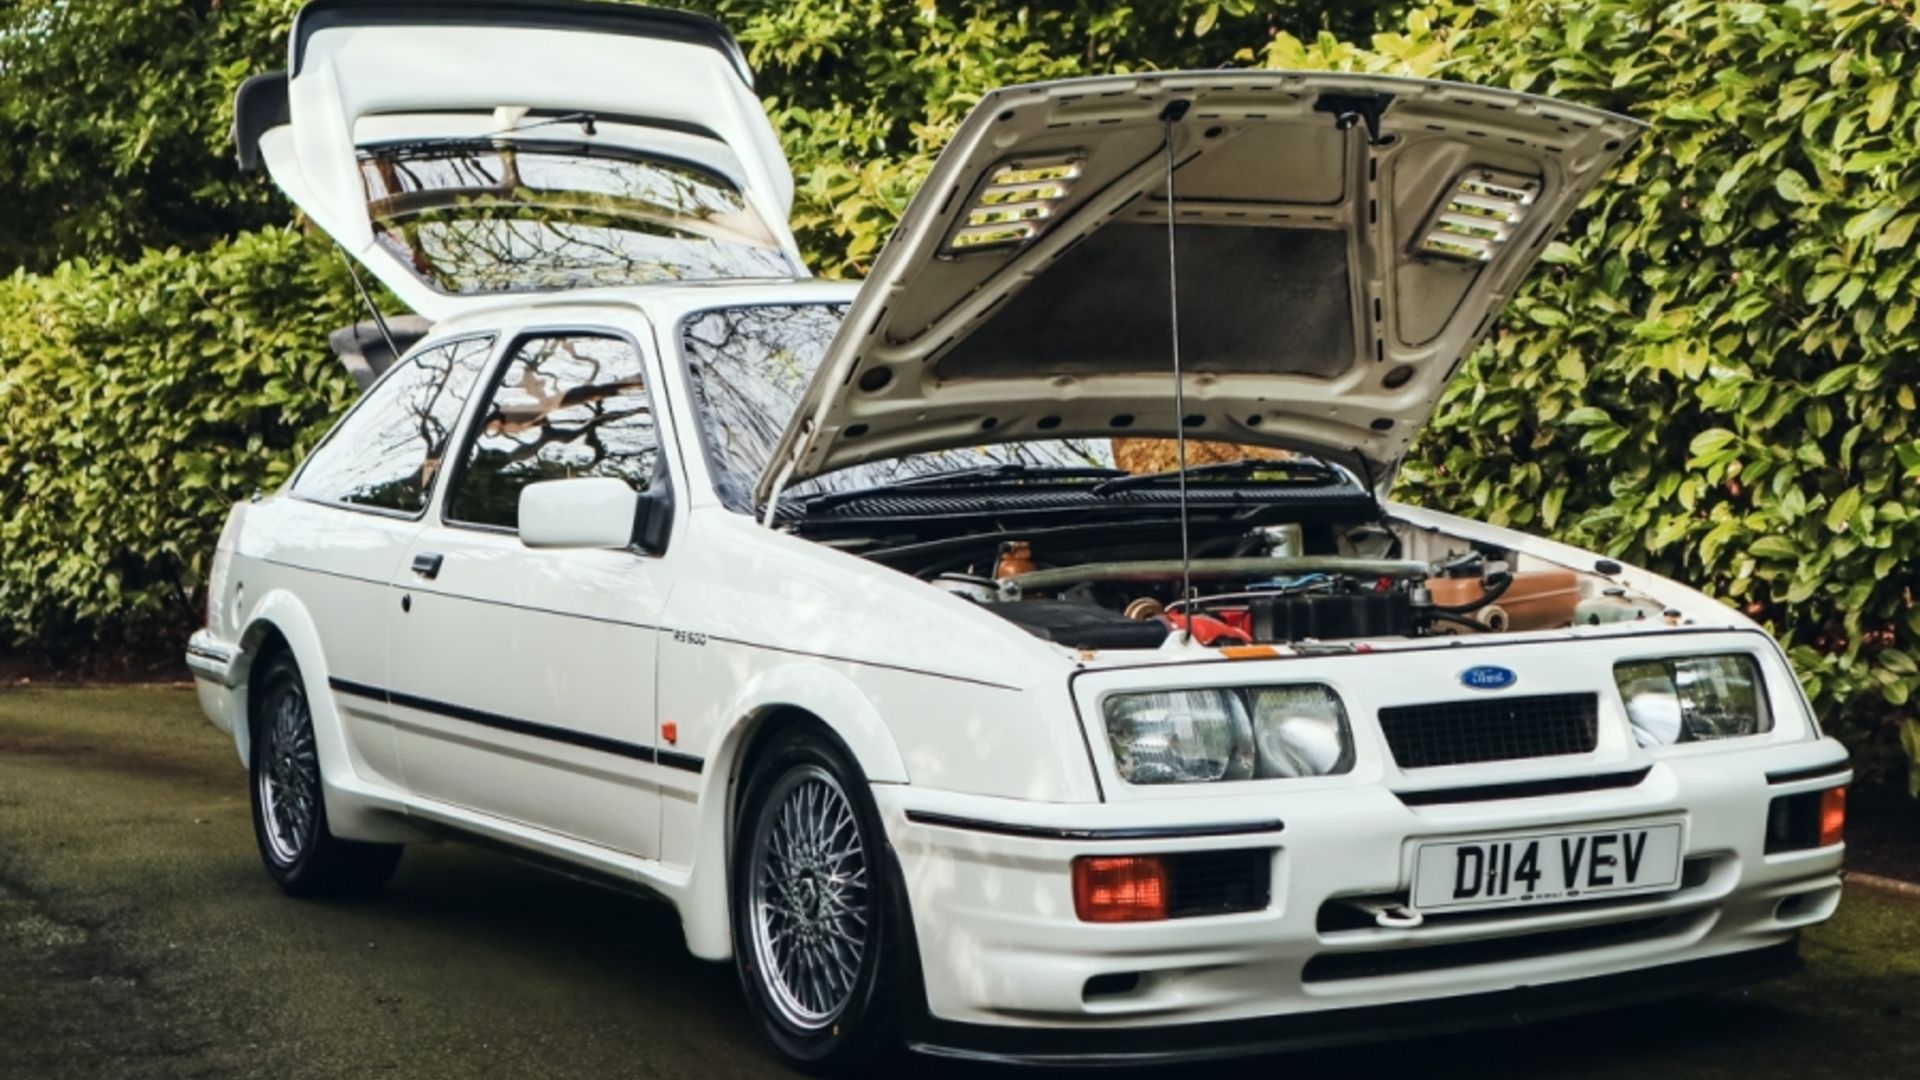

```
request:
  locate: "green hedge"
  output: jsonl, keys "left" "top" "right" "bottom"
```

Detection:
{"left": 1344, "top": 0, "right": 1920, "bottom": 789}
{"left": 0, "top": 0, "right": 1912, "bottom": 789}
{"left": 0, "top": 228, "right": 359, "bottom": 656}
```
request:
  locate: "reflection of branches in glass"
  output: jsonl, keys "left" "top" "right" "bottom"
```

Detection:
{"left": 447, "top": 336, "right": 659, "bottom": 529}
{"left": 292, "top": 338, "right": 493, "bottom": 512}
{"left": 360, "top": 142, "right": 791, "bottom": 294}
{"left": 682, "top": 305, "right": 1115, "bottom": 512}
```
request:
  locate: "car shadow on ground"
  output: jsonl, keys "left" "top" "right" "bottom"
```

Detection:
{"left": 343, "top": 841, "right": 1858, "bottom": 1080}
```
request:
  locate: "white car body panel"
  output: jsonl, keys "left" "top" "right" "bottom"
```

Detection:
{"left": 196, "top": 5, "right": 1847, "bottom": 1059}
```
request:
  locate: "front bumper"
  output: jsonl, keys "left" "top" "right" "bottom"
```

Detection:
{"left": 909, "top": 938, "right": 1801, "bottom": 1066}
{"left": 873, "top": 743, "right": 1847, "bottom": 1048}
{"left": 185, "top": 629, "right": 244, "bottom": 738}
{"left": 185, "top": 629, "right": 241, "bottom": 687}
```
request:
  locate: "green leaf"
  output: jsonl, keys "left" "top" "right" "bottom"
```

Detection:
{"left": 1876, "top": 212, "right": 1920, "bottom": 252}
{"left": 1688, "top": 428, "right": 1739, "bottom": 456}
{"left": 1813, "top": 365, "right": 1859, "bottom": 395}
{"left": 1539, "top": 241, "right": 1581, "bottom": 265}
{"left": 1866, "top": 78, "right": 1898, "bottom": 132}
{"left": 1889, "top": 300, "right": 1917, "bottom": 334}
{"left": 1844, "top": 148, "right": 1905, "bottom": 173}
{"left": 1805, "top": 272, "right": 1847, "bottom": 304}
{"left": 1844, "top": 204, "right": 1899, "bottom": 242}
{"left": 1826, "top": 487, "right": 1862, "bottom": 533}
{"left": 1774, "top": 169, "right": 1814, "bottom": 204}
{"left": 1785, "top": 575, "right": 1820, "bottom": 604}
{"left": 1903, "top": 722, "right": 1920, "bottom": 797}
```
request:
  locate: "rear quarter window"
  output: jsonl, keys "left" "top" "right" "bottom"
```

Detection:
{"left": 291, "top": 336, "right": 495, "bottom": 514}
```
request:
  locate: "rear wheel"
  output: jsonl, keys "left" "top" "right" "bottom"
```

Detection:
{"left": 733, "top": 730, "right": 902, "bottom": 1072}
{"left": 249, "top": 652, "right": 401, "bottom": 896}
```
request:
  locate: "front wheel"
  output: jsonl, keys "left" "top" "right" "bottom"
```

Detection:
{"left": 249, "top": 652, "right": 401, "bottom": 896}
{"left": 732, "top": 730, "right": 903, "bottom": 1072}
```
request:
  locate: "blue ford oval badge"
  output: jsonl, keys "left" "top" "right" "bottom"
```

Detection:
{"left": 1460, "top": 665, "right": 1518, "bottom": 691}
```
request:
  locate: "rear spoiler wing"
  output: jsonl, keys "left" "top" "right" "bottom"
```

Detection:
{"left": 232, "top": 0, "right": 752, "bottom": 169}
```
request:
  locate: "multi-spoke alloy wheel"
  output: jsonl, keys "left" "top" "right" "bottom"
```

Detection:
{"left": 257, "top": 678, "right": 320, "bottom": 866}
{"left": 748, "top": 764, "right": 872, "bottom": 1030}
{"left": 247, "top": 652, "right": 402, "bottom": 896}
{"left": 733, "top": 730, "right": 906, "bottom": 1071}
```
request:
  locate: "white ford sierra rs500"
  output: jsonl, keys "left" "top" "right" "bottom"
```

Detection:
{"left": 187, "top": 0, "right": 1851, "bottom": 1070}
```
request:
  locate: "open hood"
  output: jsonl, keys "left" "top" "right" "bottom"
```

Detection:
{"left": 235, "top": 0, "right": 803, "bottom": 321}
{"left": 757, "top": 72, "right": 1641, "bottom": 505}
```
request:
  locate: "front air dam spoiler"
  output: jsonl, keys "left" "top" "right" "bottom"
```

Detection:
{"left": 907, "top": 938, "right": 1801, "bottom": 1067}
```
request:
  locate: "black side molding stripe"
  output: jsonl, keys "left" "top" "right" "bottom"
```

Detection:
{"left": 905, "top": 810, "right": 1284, "bottom": 842}
{"left": 1394, "top": 767, "right": 1652, "bottom": 807}
{"left": 1765, "top": 760, "right": 1851, "bottom": 786}
{"left": 327, "top": 677, "right": 702, "bottom": 773}
{"left": 656, "top": 748, "right": 706, "bottom": 774}
{"left": 329, "top": 677, "right": 388, "bottom": 701}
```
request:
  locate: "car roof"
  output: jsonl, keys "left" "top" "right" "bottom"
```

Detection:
{"left": 420, "top": 277, "right": 861, "bottom": 339}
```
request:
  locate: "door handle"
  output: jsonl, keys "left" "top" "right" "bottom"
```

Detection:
{"left": 411, "top": 552, "right": 444, "bottom": 580}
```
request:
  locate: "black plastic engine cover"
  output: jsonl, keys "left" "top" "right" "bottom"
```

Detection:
{"left": 1251, "top": 591, "right": 1413, "bottom": 642}
{"left": 989, "top": 599, "right": 1171, "bottom": 650}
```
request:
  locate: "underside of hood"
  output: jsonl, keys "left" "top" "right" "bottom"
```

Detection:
{"left": 758, "top": 71, "right": 1642, "bottom": 504}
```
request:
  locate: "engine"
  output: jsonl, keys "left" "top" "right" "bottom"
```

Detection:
{"left": 921, "top": 524, "right": 1661, "bottom": 651}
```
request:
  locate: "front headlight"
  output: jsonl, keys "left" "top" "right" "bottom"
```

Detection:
{"left": 1614, "top": 654, "right": 1771, "bottom": 747}
{"left": 1103, "top": 685, "right": 1352, "bottom": 784}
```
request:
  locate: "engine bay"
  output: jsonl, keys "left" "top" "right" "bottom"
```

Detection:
{"left": 851, "top": 515, "right": 1672, "bottom": 652}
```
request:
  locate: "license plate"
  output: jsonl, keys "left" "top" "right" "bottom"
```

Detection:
{"left": 1412, "top": 822, "right": 1684, "bottom": 913}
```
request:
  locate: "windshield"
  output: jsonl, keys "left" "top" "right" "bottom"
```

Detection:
{"left": 681, "top": 304, "right": 1333, "bottom": 513}
{"left": 359, "top": 141, "right": 793, "bottom": 295}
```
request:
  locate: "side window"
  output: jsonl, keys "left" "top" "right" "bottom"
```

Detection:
{"left": 292, "top": 337, "right": 494, "bottom": 514}
{"left": 445, "top": 334, "right": 659, "bottom": 530}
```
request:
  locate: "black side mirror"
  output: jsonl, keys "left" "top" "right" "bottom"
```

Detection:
{"left": 631, "top": 458, "right": 675, "bottom": 556}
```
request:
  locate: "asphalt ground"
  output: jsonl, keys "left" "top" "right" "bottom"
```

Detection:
{"left": 1, "top": 686, "right": 1916, "bottom": 1079}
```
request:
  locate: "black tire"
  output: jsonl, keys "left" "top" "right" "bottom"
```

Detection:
{"left": 249, "top": 652, "right": 402, "bottom": 896}
{"left": 732, "top": 729, "right": 906, "bottom": 1073}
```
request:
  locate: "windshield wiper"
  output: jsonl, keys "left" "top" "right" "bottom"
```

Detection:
{"left": 794, "top": 463, "right": 1129, "bottom": 512}
{"left": 1089, "top": 457, "right": 1339, "bottom": 497}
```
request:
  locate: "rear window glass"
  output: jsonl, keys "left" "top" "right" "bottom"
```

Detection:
{"left": 360, "top": 141, "right": 793, "bottom": 295}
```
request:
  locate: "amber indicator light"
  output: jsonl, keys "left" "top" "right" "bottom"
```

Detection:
{"left": 1073, "top": 855, "right": 1169, "bottom": 922}
{"left": 1819, "top": 786, "right": 1847, "bottom": 848}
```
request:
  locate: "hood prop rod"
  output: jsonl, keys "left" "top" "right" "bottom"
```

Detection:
{"left": 1160, "top": 98, "right": 1193, "bottom": 643}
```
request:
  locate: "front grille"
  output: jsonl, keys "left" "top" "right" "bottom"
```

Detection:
{"left": 1378, "top": 692, "right": 1599, "bottom": 768}
{"left": 1167, "top": 849, "right": 1272, "bottom": 919}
